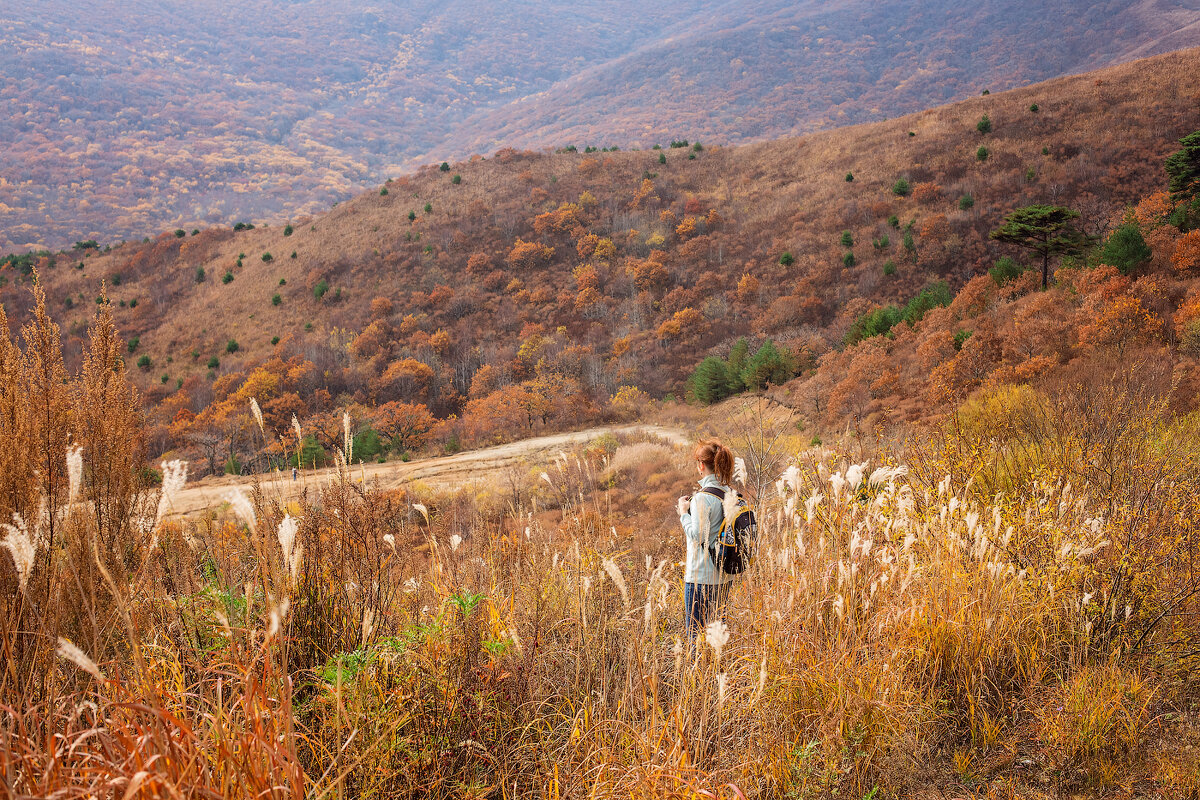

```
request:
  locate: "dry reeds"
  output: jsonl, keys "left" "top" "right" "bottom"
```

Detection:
{"left": 3, "top": 291, "right": 1200, "bottom": 797}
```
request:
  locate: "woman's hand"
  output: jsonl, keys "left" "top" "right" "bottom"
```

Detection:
{"left": 677, "top": 495, "right": 690, "bottom": 516}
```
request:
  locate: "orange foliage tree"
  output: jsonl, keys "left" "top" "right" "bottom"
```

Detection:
{"left": 913, "top": 182, "right": 943, "bottom": 204}
{"left": 736, "top": 273, "right": 761, "bottom": 304}
{"left": 1078, "top": 293, "right": 1163, "bottom": 354}
{"left": 507, "top": 239, "right": 555, "bottom": 271}
{"left": 371, "top": 401, "right": 436, "bottom": 452}
{"left": 1173, "top": 230, "right": 1200, "bottom": 274}
{"left": 533, "top": 202, "right": 587, "bottom": 236}
{"left": 372, "top": 358, "right": 434, "bottom": 403}
{"left": 656, "top": 307, "right": 707, "bottom": 342}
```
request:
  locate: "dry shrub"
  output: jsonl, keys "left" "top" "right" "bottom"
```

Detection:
{"left": 605, "top": 441, "right": 677, "bottom": 483}
{"left": 1036, "top": 662, "right": 1157, "bottom": 787}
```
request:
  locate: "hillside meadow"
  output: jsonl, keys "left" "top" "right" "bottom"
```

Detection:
{"left": 3, "top": 288, "right": 1200, "bottom": 797}
{"left": 2, "top": 48, "right": 1199, "bottom": 481}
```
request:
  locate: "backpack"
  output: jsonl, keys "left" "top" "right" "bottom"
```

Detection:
{"left": 699, "top": 486, "right": 758, "bottom": 575}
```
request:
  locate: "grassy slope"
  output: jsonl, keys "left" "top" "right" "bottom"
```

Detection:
{"left": 4, "top": 46, "right": 1199, "bottom": 425}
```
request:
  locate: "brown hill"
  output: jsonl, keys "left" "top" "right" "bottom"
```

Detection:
{"left": 2, "top": 0, "right": 1199, "bottom": 250}
{"left": 3, "top": 46, "right": 1200, "bottom": 472}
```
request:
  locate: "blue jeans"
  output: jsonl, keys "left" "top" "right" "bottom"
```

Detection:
{"left": 684, "top": 582, "right": 728, "bottom": 642}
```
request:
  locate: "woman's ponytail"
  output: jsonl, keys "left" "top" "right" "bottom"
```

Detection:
{"left": 694, "top": 439, "right": 735, "bottom": 486}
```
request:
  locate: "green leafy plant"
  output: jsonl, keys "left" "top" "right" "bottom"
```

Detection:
{"left": 1098, "top": 222, "right": 1152, "bottom": 274}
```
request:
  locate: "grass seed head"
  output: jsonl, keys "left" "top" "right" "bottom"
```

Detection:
{"left": 56, "top": 637, "right": 104, "bottom": 681}
{"left": 224, "top": 488, "right": 256, "bottom": 530}
{"left": 66, "top": 445, "right": 83, "bottom": 503}
{"left": 1, "top": 516, "right": 35, "bottom": 592}
{"left": 249, "top": 397, "right": 265, "bottom": 436}
{"left": 705, "top": 618, "right": 729, "bottom": 661}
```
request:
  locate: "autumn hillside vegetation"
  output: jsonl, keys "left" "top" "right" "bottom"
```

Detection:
{"left": 4, "top": 286, "right": 1200, "bottom": 797}
{"left": 3, "top": 48, "right": 1200, "bottom": 479}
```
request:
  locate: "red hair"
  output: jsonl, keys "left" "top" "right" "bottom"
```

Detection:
{"left": 693, "top": 439, "right": 734, "bottom": 486}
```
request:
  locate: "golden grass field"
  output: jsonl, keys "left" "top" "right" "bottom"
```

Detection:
{"left": 4, "top": 286, "right": 1200, "bottom": 798}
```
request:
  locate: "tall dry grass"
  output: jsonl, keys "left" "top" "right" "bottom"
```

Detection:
{"left": 3, "top": 293, "right": 1200, "bottom": 797}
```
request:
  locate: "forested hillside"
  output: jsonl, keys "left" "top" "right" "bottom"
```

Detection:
{"left": 3, "top": 47, "right": 1200, "bottom": 475}
{"left": 3, "top": 0, "right": 1198, "bottom": 248}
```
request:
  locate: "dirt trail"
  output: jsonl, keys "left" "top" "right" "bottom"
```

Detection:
{"left": 164, "top": 424, "right": 690, "bottom": 518}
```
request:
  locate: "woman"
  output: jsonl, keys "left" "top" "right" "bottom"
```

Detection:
{"left": 677, "top": 439, "right": 736, "bottom": 641}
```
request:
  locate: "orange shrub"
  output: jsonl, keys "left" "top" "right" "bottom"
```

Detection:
{"left": 1172, "top": 230, "right": 1200, "bottom": 274}
{"left": 913, "top": 182, "right": 943, "bottom": 204}
{"left": 655, "top": 307, "right": 706, "bottom": 341}
{"left": 736, "top": 273, "right": 760, "bottom": 304}
{"left": 507, "top": 238, "right": 554, "bottom": 270}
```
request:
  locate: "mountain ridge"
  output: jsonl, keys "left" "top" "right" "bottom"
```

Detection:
{"left": 3, "top": 0, "right": 1198, "bottom": 250}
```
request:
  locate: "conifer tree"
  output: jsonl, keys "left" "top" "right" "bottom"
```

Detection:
{"left": 990, "top": 205, "right": 1089, "bottom": 289}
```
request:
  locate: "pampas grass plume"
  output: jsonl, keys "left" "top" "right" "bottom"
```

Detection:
{"left": 225, "top": 488, "right": 256, "bottom": 530}
{"left": 66, "top": 445, "right": 83, "bottom": 504}
{"left": 1, "top": 516, "right": 35, "bottom": 592}
{"left": 733, "top": 456, "right": 746, "bottom": 485}
{"left": 249, "top": 397, "right": 265, "bottom": 436}
{"left": 56, "top": 637, "right": 104, "bottom": 681}
{"left": 267, "top": 597, "right": 290, "bottom": 639}
{"left": 705, "top": 619, "right": 729, "bottom": 661}
{"left": 602, "top": 557, "right": 629, "bottom": 608}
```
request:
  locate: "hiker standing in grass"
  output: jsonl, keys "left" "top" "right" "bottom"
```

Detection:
{"left": 677, "top": 439, "right": 737, "bottom": 642}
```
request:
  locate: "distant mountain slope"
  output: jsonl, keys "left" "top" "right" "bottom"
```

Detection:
{"left": 4, "top": 46, "right": 1197, "bottom": 416}
{"left": 2, "top": 0, "right": 1198, "bottom": 250}
{"left": 434, "top": 0, "right": 1200, "bottom": 158}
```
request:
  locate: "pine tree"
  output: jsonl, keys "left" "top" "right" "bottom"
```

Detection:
{"left": 990, "top": 205, "right": 1089, "bottom": 289}
{"left": 741, "top": 341, "right": 796, "bottom": 390}
{"left": 726, "top": 338, "right": 749, "bottom": 393}
{"left": 688, "top": 357, "right": 733, "bottom": 404}
{"left": 1165, "top": 130, "right": 1200, "bottom": 204}
{"left": 1099, "top": 223, "right": 1152, "bottom": 274}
